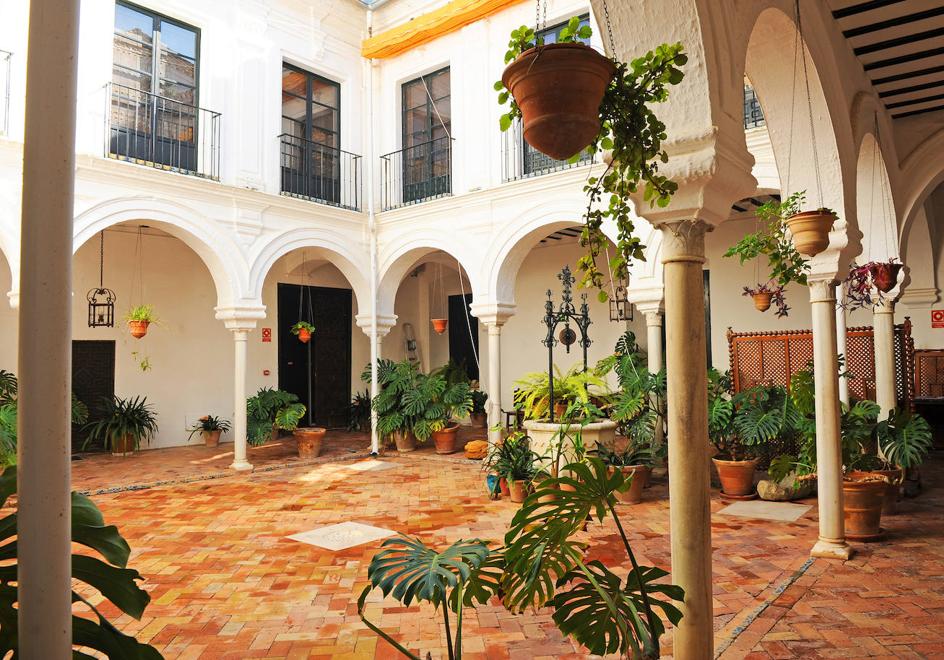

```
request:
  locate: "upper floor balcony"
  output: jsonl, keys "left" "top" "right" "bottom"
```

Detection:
{"left": 105, "top": 82, "right": 221, "bottom": 181}
{"left": 381, "top": 136, "right": 453, "bottom": 211}
{"left": 502, "top": 119, "right": 594, "bottom": 182}
{"left": 279, "top": 133, "right": 362, "bottom": 211}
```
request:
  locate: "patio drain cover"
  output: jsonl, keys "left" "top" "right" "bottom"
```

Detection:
{"left": 347, "top": 460, "right": 398, "bottom": 472}
{"left": 717, "top": 500, "right": 812, "bottom": 523}
{"left": 287, "top": 522, "right": 397, "bottom": 551}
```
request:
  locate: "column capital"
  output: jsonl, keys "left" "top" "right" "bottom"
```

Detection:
{"left": 216, "top": 304, "right": 266, "bottom": 331}
{"left": 808, "top": 278, "right": 837, "bottom": 303}
{"left": 659, "top": 220, "right": 708, "bottom": 264}
{"left": 469, "top": 301, "right": 516, "bottom": 327}
{"left": 355, "top": 313, "right": 397, "bottom": 338}
{"left": 874, "top": 297, "right": 895, "bottom": 315}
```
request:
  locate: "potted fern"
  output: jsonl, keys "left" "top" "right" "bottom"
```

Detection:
{"left": 596, "top": 442, "right": 655, "bottom": 504}
{"left": 83, "top": 395, "right": 158, "bottom": 456}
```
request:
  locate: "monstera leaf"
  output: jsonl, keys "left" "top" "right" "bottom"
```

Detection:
{"left": 878, "top": 408, "right": 933, "bottom": 469}
{"left": 0, "top": 466, "right": 160, "bottom": 659}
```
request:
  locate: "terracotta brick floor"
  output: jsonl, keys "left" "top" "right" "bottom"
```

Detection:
{"left": 71, "top": 441, "right": 944, "bottom": 659}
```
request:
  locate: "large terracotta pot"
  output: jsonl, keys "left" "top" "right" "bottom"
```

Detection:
{"left": 502, "top": 42, "right": 616, "bottom": 160}
{"left": 752, "top": 292, "right": 772, "bottom": 312}
{"left": 469, "top": 411, "right": 487, "bottom": 429}
{"left": 611, "top": 465, "right": 651, "bottom": 504}
{"left": 843, "top": 477, "right": 886, "bottom": 540}
{"left": 111, "top": 434, "right": 135, "bottom": 457}
{"left": 128, "top": 320, "right": 149, "bottom": 339}
{"left": 869, "top": 262, "right": 902, "bottom": 294}
{"left": 713, "top": 458, "right": 758, "bottom": 498}
{"left": 294, "top": 427, "right": 326, "bottom": 459}
{"left": 431, "top": 423, "right": 460, "bottom": 455}
{"left": 392, "top": 430, "right": 417, "bottom": 453}
{"left": 785, "top": 210, "right": 836, "bottom": 257}
{"left": 297, "top": 328, "right": 311, "bottom": 343}
{"left": 849, "top": 468, "right": 901, "bottom": 516}
{"left": 509, "top": 479, "right": 529, "bottom": 503}
{"left": 203, "top": 429, "right": 222, "bottom": 448}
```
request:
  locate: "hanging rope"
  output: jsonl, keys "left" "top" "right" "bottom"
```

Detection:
{"left": 420, "top": 75, "right": 451, "bottom": 141}
{"left": 455, "top": 258, "right": 480, "bottom": 372}
{"left": 796, "top": 0, "right": 824, "bottom": 208}
{"left": 874, "top": 115, "right": 895, "bottom": 260}
{"left": 130, "top": 226, "right": 145, "bottom": 305}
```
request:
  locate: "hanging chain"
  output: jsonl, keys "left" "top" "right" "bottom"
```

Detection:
{"left": 785, "top": 0, "right": 801, "bottom": 196}
{"left": 874, "top": 114, "right": 895, "bottom": 259}
{"left": 602, "top": 0, "right": 616, "bottom": 55}
{"left": 796, "top": 0, "right": 823, "bottom": 207}
{"left": 98, "top": 230, "right": 105, "bottom": 289}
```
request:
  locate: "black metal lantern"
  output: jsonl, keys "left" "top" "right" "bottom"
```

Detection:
{"left": 87, "top": 231, "right": 116, "bottom": 327}
{"left": 609, "top": 275, "right": 633, "bottom": 322}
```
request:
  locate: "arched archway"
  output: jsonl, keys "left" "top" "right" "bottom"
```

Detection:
{"left": 899, "top": 127, "right": 944, "bottom": 245}
{"left": 855, "top": 132, "right": 898, "bottom": 263}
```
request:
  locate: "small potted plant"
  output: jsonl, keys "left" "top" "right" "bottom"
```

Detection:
{"left": 869, "top": 258, "right": 902, "bottom": 293}
{"left": 469, "top": 390, "right": 488, "bottom": 428}
{"left": 125, "top": 305, "right": 157, "bottom": 339}
{"left": 844, "top": 258, "right": 901, "bottom": 311}
{"left": 864, "top": 407, "right": 933, "bottom": 515}
{"left": 503, "top": 433, "right": 537, "bottom": 503}
{"left": 293, "top": 426, "right": 327, "bottom": 459}
{"left": 246, "top": 387, "right": 306, "bottom": 446}
{"left": 767, "top": 191, "right": 837, "bottom": 257}
{"left": 742, "top": 282, "right": 788, "bottom": 316}
{"left": 291, "top": 321, "right": 315, "bottom": 344}
{"left": 83, "top": 395, "right": 158, "bottom": 456}
{"left": 597, "top": 442, "right": 655, "bottom": 504}
{"left": 186, "top": 414, "right": 231, "bottom": 447}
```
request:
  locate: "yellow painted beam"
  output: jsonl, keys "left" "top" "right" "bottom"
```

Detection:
{"left": 362, "top": 0, "right": 527, "bottom": 59}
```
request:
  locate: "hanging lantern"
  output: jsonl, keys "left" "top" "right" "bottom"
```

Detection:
{"left": 87, "top": 231, "right": 116, "bottom": 327}
{"left": 609, "top": 276, "right": 632, "bottom": 322}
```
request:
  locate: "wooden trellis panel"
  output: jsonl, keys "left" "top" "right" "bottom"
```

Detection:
{"left": 727, "top": 318, "right": 914, "bottom": 407}
{"left": 914, "top": 349, "right": 944, "bottom": 399}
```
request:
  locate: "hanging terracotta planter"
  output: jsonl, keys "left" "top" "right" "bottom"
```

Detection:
{"left": 431, "top": 318, "right": 448, "bottom": 335}
{"left": 502, "top": 42, "right": 616, "bottom": 160}
{"left": 869, "top": 261, "right": 902, "bottom": 293}
{"left": 128, "top": 320, "right": 149, "bottom": 339}
{"left": 785, "top": 210, "right": 836, "bottom": 257}
{"left": 752, "top": 292, "right": 772, "bottom": 312}
{"left": 297, "top": 328, "right": 311, "bottom": 344}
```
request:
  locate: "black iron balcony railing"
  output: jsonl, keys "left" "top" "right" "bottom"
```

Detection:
{"left": 279, "top": 134, "right": 361, "bottom": 211}
{"left": 744, "top": 84, "right": 766, "bottom": 129}
{"left": 381, "top": 136, "right": 453, "bottom": 211}
{"left": 502, "top": 119, "right": 593, "bottom": 182}
{"left": 0, "top": 49, "right": 11, "bottom": 137}
{"left": 105, "top": 82, "right": 221, "bottom": 180}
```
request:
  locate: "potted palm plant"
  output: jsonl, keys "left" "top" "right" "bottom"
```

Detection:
{"left": 423, "top": 374, "right": 474, "bottom": 455}
{"left": 84, "top": 395, "right": 158, "bottom": 456}
{"left": 246, "top": 387, "right": 306, "bottom": 447}
{"left": 125, "top": 304, "right": 158, "bottom": 339}
{"left": 373, "top": 359, "right": 423, "bottom": 452}
{"left": 291, "top": 321, "right": 315, "bottom": 344}
{"left": 186, "top": 414, "right": 231, "bottom": 447}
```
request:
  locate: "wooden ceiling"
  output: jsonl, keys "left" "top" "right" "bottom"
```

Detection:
{"left": 828, "top": 0, "right": 944, "bottom": 119}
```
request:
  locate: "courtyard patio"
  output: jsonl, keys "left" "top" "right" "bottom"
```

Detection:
{"left": 72, "top": 444, "right": 944, "bottom": 659}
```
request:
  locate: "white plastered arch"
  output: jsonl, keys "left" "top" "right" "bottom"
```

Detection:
{"left": 898, "top": 127, "right": 944, "bottom": 245}
{"left": 854, "top": 131, "right": 899, "bottom": 263}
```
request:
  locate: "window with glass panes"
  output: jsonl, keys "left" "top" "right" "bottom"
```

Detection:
{"left": 523, "top": 15, "right": 591, "bottom": 175}
{"left": 401, "top": 68, "right": 451, "bottom": 202}
{"left": 280, "top": 65, "right": 341, "bottom": 202}
{"left": 111, "top": 2, "right": 199, "bottom": 169}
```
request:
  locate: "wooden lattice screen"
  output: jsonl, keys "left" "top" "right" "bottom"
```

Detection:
{"left": 727, "top": 318, "right": 914, "bottom": 406}
{"left": 914, "top": 349, "right": 944, "bottom": 399}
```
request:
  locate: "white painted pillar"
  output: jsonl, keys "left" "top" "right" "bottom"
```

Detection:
{"left": 17, "top": 0, "right": 80, "bottom": 654}
{"left": 873, "top": 298, "right": 896, "bottom": 419}
{"left": 356, "top": 314, "right": 396, "bottom": 454}
{"left": 230, "top": 327, "right": 253, "bottom": 471}
{"left": 809, "top": 278, "right": 853, "bottom": 560}
{"left": 660, "top": 221, "right": 713, "bottom": 658}
{"left": 644, "top": 309, "right": 664, "bottom": 373}
{"left": 486, "top": 323, "right": 503, "bottom": 443}
{"left": 836, "top": 282, "right": 850, "bottom": 406}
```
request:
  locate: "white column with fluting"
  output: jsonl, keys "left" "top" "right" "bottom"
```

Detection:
{"left": 660, "top": 221, "right": 713, "bottom": 658}
{"left": 873, "top": 298, "right": 897, "bottom": 419}
{"left": 230, "top": 326, "right": 253, "bottom": 471}
{"left": 17, "top": 0, "right": 80, "bottom": 654}
{"left": 809, "top": 278, "right": 853, "bottom": 560}
{"left": 836, "top": 282, "right": 850, "bottom": 406}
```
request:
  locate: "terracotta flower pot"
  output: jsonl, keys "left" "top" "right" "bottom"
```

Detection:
{"left": 499, "top": 477, "right": 511, "bottom": 497}
{"left": 111, "top": 433, "right": 135, "bottom": 457}
{"left": 128, "top": 319, "right": 149, "bottom": 339}
{"left": 843, "top": 476, "right": 886, "bottom": 540}
{"left": 297, "top": 328, "right": 311, "bottom": 343}
{"left": 509, "top": 479, "right": 529, "bottom": 503}
{"left": 392, "top": 429, "right": 417, "bottom": 453}
{"left": 752, "top": 292, "right": 772, "bottom": 312}
{"left": 469, "top": 411, "right": 487, "bottom": 429}
{"left": 713, "top": 457, "right": 758, "bottom": 498}
{"left": 502, "top": 42, "right": 616, "bottom": 160}
{"left": 203, "top": 429, "right": 222, "bottom": 448}
{"left": 431, "top": 318, "right": 448, "bottom": 335}
{"left": 785, "top": 210, "right": 836, "bottom": 257}
{"left": 294, "top": 427, "right": 326, "bottom": 459}
{"left": 431, "top": 423, "right": 460, "bottom": 455}
{"left": 849, "top": 468, "right": 901, "bottom": 516}
{"left": 611, "top": 465, "right": 651, "bottom": 504}
{"left": 869, "top": 262, "right": 902, "bottom": 294}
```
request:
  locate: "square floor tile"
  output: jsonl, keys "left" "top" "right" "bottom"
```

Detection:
{"left": 347, "top": 459, "right": 398, "bottom": 472}
{"left": 717, "top": 500, "right": 812, "bottom": 522}
{"left": 287, "top": 521, "right": 397, "bottom": 551}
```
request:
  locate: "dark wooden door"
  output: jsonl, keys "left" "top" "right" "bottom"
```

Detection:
{"left": 72, "top": 340, "right": 116, "bottom": 452}
{"left": 278, "top": 283, "right": 352, "bottom": 428}
{"left": 448, "top": 293, "right": 479, "bottom": 381}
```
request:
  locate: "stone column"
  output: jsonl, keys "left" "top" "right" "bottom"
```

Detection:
{"left": 17, "top": 0, "right": 80, "bottom": 654}
{"left": 644, "top": 309, "right": 664, "bottom": 373}
{"left": 470, "top": 303, "right": 515, "bottom": 444}
{"left": 873, "top": 298, "right": 896, "bottom": 419}
{"left": 836, "top": 282, "right": 850, "bottom": 406}
{"left": 230, "top": 326, "right": 253, "bottom": 471}
{"left": 356, "top": 314, "right": 397, "bottom": 453}
{"left": 660, "top": 221, "right": 713, "bottom": 657}
{"left": 809, "top": 278, "right": 853, "bottom": 560}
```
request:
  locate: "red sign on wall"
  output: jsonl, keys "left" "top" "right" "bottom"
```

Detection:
{"left": 261, "top": 327, "right": 272, "bottom": 342}
{"left": 932, "top": 311, "right": 944, "bottom": 329}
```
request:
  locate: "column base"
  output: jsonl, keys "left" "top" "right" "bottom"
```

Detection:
{"left": 230, "top": 460, "right": 253, "bottom": 471}
{"left": 811, "top": 538, "right": 854, "bottom": 560}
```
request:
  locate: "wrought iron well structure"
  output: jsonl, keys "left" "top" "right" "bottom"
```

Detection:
{"left": 542, "top": 265, "right": 592, "bottom": 422}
